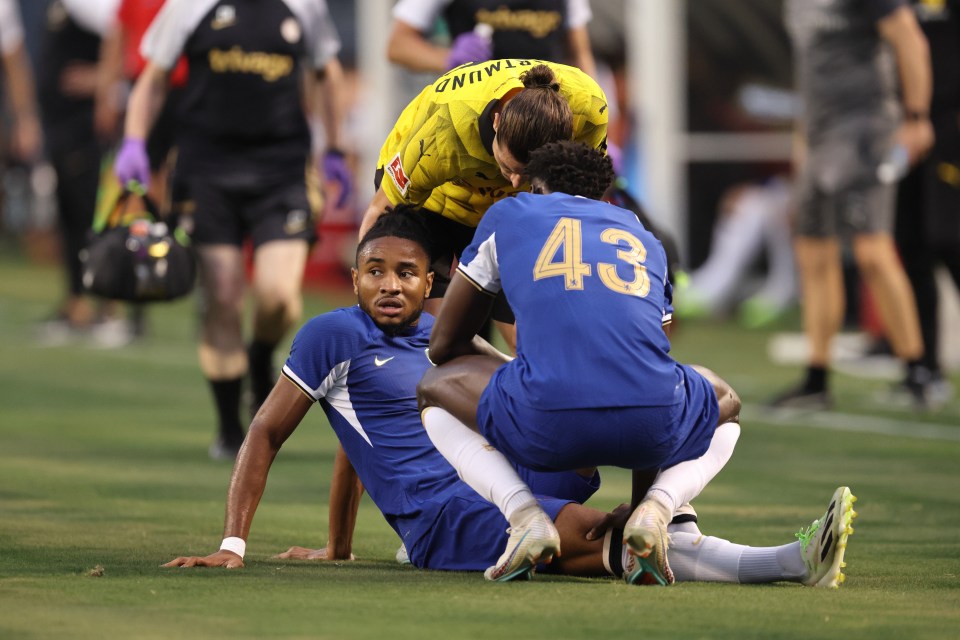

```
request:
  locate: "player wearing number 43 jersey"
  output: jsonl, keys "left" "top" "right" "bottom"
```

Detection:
{"left": 419, "top": 141, "right": 744, "bottom": 584}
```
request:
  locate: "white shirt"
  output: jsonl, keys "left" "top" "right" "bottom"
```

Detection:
{"left": 0, "top": 0, "right": 24, "bottom": 55}
{"left": 392, "top": 0, "right": 592, "bottom": 33}
{"left": 61, "top": 0, "right": 122, "bottom": 37}
{"left": 142, "top": 0, "right": 340, "bottom": 71}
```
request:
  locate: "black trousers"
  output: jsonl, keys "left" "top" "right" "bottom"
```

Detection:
{"left": 894, "top": 146, "right": 960, "bottom": 372}
{"left": 45, "top": 116, "right": 102, "bottom": 297}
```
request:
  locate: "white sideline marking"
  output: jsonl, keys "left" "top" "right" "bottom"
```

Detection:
{"left": 744, "top": 403, "right": 960, "bottom": 442}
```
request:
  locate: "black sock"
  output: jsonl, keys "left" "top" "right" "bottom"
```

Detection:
{"left": 906, "top": 359, "right": 932, "bottom": 385}
{"left": 606, "top": 528, "right": 626, "bottom": 577}
{"left": 248, "top": 340, "right": 277, "bottom": 408}
{"left": 209, "top": 377, "right": 245, "bottom": 444}
{"left": 804, "top": 366, "right": 828, "bottom": 393}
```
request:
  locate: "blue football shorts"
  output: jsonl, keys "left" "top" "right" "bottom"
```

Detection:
{"left": 409, "top": 493, "right": 571, "bottom": 571}
{"left": 477, "top": 363, "right": 720, "bottom": 472}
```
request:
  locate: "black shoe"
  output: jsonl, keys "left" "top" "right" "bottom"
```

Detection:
{"left": 927, "top": 373, "right": 955, "bottom": 410}
{"left": 768, "top": 384, "right": 833, "bottom": 411}
{"left": 888, "top": 366, "right": 934, "bottom": 411}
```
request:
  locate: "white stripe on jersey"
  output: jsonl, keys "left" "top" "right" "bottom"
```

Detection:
{"left": 282, "top": 361, "right": 373, "bottom": 447}
{"left": 458, "top": 232, "right": 502, "bottom": 295}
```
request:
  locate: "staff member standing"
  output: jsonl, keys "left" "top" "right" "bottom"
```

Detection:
{"left": 773, "top": 0, "right": 935, "bottom": 409}
{"left": 386, "top": 0, "right": 596, "bottom": 76}
{"left": 38, "top": 0, "right": 131, "bottom": 345}
{"left": 116, "top": 0, "right": 352, "bottom": 459}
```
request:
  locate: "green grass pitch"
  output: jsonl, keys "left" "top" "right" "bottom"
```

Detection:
{"left": 1, "top": 250, "right": 958, "bottom": 639}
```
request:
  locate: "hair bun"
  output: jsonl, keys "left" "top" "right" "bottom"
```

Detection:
{"left": 520, "top": 64, "right": 560, "bottom": 92}
{"left": 535, "top": 82, "right": 560, "bottom": 91}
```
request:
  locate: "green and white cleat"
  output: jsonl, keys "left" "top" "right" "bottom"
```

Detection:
{"left": 623, "top": 498, "right": 675, "bottom": 585}
{"left": 484, "top": 508, "right": 561, "bottom": 582}
{"left": 798, "top": 486, "right": 858, "bottom": 588}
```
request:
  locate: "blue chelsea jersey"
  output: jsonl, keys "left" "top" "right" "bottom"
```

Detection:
{"left": 458, "top": 192, "right": 681, "bottom": 409}
{"left": 281, "top": 307, "right": 468, "bottom": 551}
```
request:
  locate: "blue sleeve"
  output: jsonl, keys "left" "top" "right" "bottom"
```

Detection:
{"left": 282, "top": 310, "right": 360, "bottom": 400}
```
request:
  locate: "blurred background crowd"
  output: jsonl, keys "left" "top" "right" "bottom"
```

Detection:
{"left": 1, "top": 0, "right": 957, "bottom": 408}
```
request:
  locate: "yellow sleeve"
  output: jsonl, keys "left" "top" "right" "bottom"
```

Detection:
{"left": 377, "top": 90, "right": 453, "bottom": 207}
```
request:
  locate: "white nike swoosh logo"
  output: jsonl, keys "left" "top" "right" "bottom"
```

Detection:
{"left": 374, "top": 356, "right": 395, "bottom": 367}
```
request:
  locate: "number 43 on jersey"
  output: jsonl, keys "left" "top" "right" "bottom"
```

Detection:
{"left": 533, "top": 217, "right": 651, "bottom": 297}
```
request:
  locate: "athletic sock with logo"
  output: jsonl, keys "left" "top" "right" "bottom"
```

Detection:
{"left": 421, "top": 406, "right": 536, "bottom": 523}
{"left": 645, "top": 421, "right": 740, "bottom": 516}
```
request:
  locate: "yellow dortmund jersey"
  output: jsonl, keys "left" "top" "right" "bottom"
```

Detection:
{"left": 377, "top": 59, "right": 608, "bottom": 228}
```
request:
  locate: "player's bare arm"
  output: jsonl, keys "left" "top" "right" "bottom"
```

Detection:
{"left": 564, "top": 25, "right": 597, "bottom": 79}
{"left": 878, "top": 5, "right": 933, "bottom": 163}
{"left": 276, "top": 444, "right": 363, "bottom": 561}
{"left": 386, "top": 19, "right": 449, "bottom": 73}
{"left": 2, "top": 42, "right": 41, "bottom": 162}
{"left": 358, "top": 188, "right": 393, "bottom": 240}
{"left": 427, "top": 273, "right": 496, "bottom": 364}
{"left": 163, "top": 378, "right": 312, "bottom": 568}
{"left": 123, "top": 61, "right": 170, "bottom": 141}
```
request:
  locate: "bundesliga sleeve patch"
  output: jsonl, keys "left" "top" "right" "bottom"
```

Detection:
{"left": 386, "top": 154, "right": 410, "bottom": 197}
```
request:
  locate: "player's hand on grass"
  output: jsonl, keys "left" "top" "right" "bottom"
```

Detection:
{"left": 585, "top": 503, "right": 633, "bottom": 541}
{"left": 273, "top": 546, "right": 355, "bottom": 561}
{"left": 162, "top": 550, "right": 244, "bottom": 569}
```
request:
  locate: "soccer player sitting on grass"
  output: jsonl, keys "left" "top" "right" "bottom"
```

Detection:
{"left": 164, "top": 207, "right": 857, "bottom": 589}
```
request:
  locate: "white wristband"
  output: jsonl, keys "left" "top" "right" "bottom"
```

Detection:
{"left": 219, "top": 536, "right": 246, "bottom": 559}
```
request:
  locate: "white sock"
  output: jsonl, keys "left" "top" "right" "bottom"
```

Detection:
{"left": 668, "top": 532, "right": 806, "bottom": 584}
{"left": 646, "top": 422, "right": 740, "bottom": 515}
{"left": 668, "top": 531, "right": 743, "bottom": 582}
{"left": 421, "top": 407, "right": 536, "bottom": 524}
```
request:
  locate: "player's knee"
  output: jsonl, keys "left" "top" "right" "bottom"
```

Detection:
{"left": 719, "top": 384, "right": 741, "bottom": 424}
{"left": 852, "top": 235, "right": 895, "bottom": 277}
{"left": 416, "top": 367, "right": 440, "bottom": 411}
{"left": 695, "top": 364, "right": 740, "bottom": 424}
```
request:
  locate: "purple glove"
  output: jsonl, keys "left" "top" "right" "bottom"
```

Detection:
{"left": 606, "top": 141, "right": 624, "bottom": 177}
{"left": 114, "top": 137, "right": 151, "bottom": 191}
{"left": 446, "top": 31, "right": 493, "bottom": 70}
{"left": 322, "top": 149, "right": 353, "bottom": 208}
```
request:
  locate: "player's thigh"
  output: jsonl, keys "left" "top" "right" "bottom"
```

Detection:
{"left": 688, "top": 364, "right": 740, "bottom": 425}
{"left": 413, "top": 494, "right": 572, "bottom": 571}
{"left": 417, "top": 354, "right": 502, "bottom": 427}
{"left": 251, "top": 239, "right": 310, "bottom": 303}
{"left": 479, "top": 398, "right": 682, "bottom": 471}
{"left": 196, "top": 244, "right": 246, "bottom": 310}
